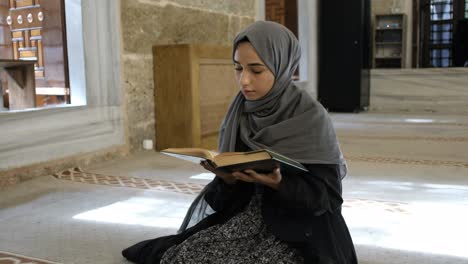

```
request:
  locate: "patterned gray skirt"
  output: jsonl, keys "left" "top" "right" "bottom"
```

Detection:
{"left": 160, "top": 194, "right": 304, "bottom": 264}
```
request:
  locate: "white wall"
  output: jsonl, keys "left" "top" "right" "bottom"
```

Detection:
{"left": 297, "top": 0, "right": 318, "bottom": 98}
{"left": 255, "top": 0, "right": 265, "bottom": 21}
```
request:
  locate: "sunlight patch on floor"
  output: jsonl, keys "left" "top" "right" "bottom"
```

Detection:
{"left": 404, "top": 118, "right": 434, "bottom": 123}
{"left": 344, "top": 200, "right": 468, "bottom": 259}
{"left": 73, "top": 197, "right": 189, "bottom": 229}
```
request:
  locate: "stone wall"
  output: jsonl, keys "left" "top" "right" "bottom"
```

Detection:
{"left": 121, "top": 0, "right": 256, "bottom": 151}
{"left": 0, "top": 145, "right": 128, "bottom": 189}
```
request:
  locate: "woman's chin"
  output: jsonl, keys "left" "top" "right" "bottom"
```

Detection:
{"left": 243, "top": 92, "right": 259, "bottom": 101}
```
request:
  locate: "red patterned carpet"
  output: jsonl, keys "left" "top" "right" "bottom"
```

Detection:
{"left": 53, "top": 167, "right": 204, "bottom": 194}
{"left": 0, "top": 251, "right": 60, "bottom": 264}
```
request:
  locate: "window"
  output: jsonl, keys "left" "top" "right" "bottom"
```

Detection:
{"left": 430, "top": 0, "right": 453, "bottom": 21}
{"left": 0, "top": 0, "right": 70, "bottom": 111}
{"left": 0, "top": 0, "right": 123, "bottom": 170}
{"left": 429, "top": 0, "right": 454, "bottom": 67}
{"left": 421, "top": 0, "right": 466, "bottom": 67}
{"left": 465, "top": 0, "right": 468, "bottom": 18}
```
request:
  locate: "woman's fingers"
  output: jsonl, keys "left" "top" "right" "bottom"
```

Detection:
{"left": 232, "top": 171, "right": 255, "bottom": 182}
{"left": 273, "top": 168, "right": 282, "bottom": 180}
{"left": 200, "top": 161, "right": 210, "bottom": 171}
{"left": 200, "top": 161, "right": 238, "bottom": 184}
{"left": 200, "top": 160, "right": 215, "bottom": 172}
{"left": 201, "top": 163, "right": 282, "bottom": 187}
{"left": 233, "top": 168, "right": 282, "bottom": 188}
{"left": 245, "top": 169, "right": 281, "bottom": 184}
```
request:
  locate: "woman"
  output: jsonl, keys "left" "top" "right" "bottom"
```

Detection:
{"left": 123, "top": 21, "right": 357, "bottom": 264}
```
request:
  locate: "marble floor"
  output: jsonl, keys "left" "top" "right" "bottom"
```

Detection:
{"left": 1, "top": 112, "right": 468, "bottom": 264}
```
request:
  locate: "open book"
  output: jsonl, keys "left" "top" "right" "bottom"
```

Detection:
{"left": 161, "top": 148, "right": 308, "bottom": 174}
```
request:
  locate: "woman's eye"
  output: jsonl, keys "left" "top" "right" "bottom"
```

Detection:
{"left": 234, "top": 67, "right": 242, "bottom": 72}
{"left": 252, "top": 70, "right": 263, "bottom": 74}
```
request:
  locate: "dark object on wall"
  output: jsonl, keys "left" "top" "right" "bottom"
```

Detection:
{"left": 318, "top": 0, "right": 371, "bottom": 112}
{"left": 453, "top": 19, "right": 468, "bottom": 67}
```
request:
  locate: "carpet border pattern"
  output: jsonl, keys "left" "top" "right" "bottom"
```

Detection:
{"left": 53, "top": 167, "right": 204, "bottom": 195}
{"left": 0, "top": 251, "right": 60, "bottom": 264}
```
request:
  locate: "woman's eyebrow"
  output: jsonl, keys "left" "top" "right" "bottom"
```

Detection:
{"left": 233, "top": 60, "right": 265, "bottom": 67}
{"left": 248, "top": 63, "right": 266, "bottom": 67}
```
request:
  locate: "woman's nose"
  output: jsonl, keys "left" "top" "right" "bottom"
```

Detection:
{"left": 239, "top": 71, "right": 251, "bottom": 85}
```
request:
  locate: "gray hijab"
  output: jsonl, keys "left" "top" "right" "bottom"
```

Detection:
{"left": 179, "top": 21, "right": 346, "bottom": 232}
{"left": 220, "top": 21, "right": 346, "bottom": 168}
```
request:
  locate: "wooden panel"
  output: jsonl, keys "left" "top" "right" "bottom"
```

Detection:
{"left": 0, "top": 0, "right": 13, "bottom": 60}
{"left": 30, "top": 29, "right": 41, "bottom": 37}
{"left": 38, "top": 0, "right": 68, "bottom": 96}
{"left": 198, "top": 60, "right": 238, "bottom": 137}
{"left": 24, "top": 30, "right": 30, "bottom": 47}
{"left": 0, "top": 59, "right": 36, "bottom": 110}
{"left": 153, "top": 44, "right": 233, "bottom": 151}
{"left": 35, "top": 94, "right": 61, "bottom": 106}
{"left": 266, "top": 0, "right": 285, "bottom": 25}
{"left": 12, "top": 31, "right": 22, "bottom": 39}
{"left": 37, "top": 39, "right": 43, "bottom": 68}
{"left": 12, "top": 41, "right": 18, "bottom": 59}
{"left": 8, "top": 7, "right": 43, "bottom": 30}
{"left": 0, "top": 0, "right": 12, "bottom": 108}
{"left": 34, "top": 70, "right": 43, "bottom": 77}
{"left": 19, "top": 48, "right": 36, "bottom": 58}
{"left": 154, "top": 45, "right": 195, "bottom": 150}
{"left": 192, "top": 46, "right": 236, "bottom": 150}
{"left": 15, "top": 0, "right": 33, "bottom": 8}
{"left": 201, "top": 134, "right": 219, "bottom": 150}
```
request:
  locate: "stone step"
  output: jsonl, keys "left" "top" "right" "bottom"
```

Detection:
{"left": 331, "top": 113, "right": 468, "bottom": 162}
{"left": 369, "top": 68, "right": 468, "bottom": 114}
{"left": 338, "top": 135, "right": 468, "bottom": 161}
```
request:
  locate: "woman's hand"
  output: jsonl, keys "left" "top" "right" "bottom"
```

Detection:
{"left": 200, "top": 160, "right": 237, "bottom": 184}
{"left": 232, "top": 168, "right": 282, "bottom": 190}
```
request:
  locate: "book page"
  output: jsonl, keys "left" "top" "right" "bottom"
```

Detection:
{"left": 162, "top": 152, "right": 206, "bottom": 164}
{"left": 162, "top": 148, "right": 219, "bottom": 160}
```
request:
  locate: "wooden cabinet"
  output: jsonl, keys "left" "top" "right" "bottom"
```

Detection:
{"left": 153, "top": 44, "right": 238, "bottom": 151}
{"left": 0, "top": 59, "right": 36, "bottom": 110}
{"left": 373, "top": 14, "right": 406, "bottom": 68}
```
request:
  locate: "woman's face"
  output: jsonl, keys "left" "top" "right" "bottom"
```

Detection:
{"left": 233, "top": 42, "right": 275, "bottom": 101}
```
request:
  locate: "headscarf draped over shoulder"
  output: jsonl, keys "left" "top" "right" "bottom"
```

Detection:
{"left": 220, "top": 21, "right": 346, "bottom": 169}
